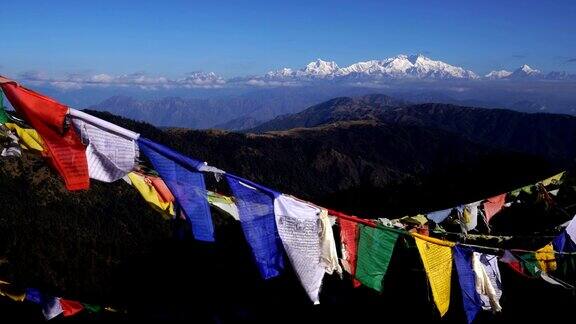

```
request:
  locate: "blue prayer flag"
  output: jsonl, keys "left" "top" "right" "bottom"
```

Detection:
{"left": 25, "top": 288, "right": 42, "bottom": 304}
{"left": 138, "top": 137, "right": 214, "bottom": 242}
{"left": 453, "top": 245, "right": 482, "bottom": 324}
{"left": 553, "top": 231, "right": 576, "bottom": 253}
{"left": 226, "top": 174, "right": 284, "bottom": 279}
{"left": 426, "top": 208, "right": 453, "bottom": 224}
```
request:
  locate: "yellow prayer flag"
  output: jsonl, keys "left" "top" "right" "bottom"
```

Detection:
{"left": 0, "top": 280, "right": 25, "bottom": 302}
{"left": 414, "top": 236, "right": 453, "bottom": 317}
{"left": 541, "top": 172, "right": 565, "bottom": 187}
{"left": 128, "top": 172, "right": 176, "bottom": 219}
{"left": 5, "top": 123, "right": 44, "bottom": 152}
{"left": 535, "top": 243, "right": 557, "bottom": 273}
{"left": 412, "top": 232, "right": 455, "bottom": 247}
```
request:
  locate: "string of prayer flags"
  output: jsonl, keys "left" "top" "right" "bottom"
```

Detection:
{"left": 225, "top": 174, "right": 284, "bottom": 279}
{"left": 0, "top": 281, "right": 114, "bottom": 319}
{"left": 516, "top": 243, "right": 558, "bottom": 278}
{"left": 22, "top": 287, "right": 64, "bottom": 319}
{"left": 483, "top": 193, "right": 507, "bottom": 222}
{"left": 412, "top": 232, "right": 455, "bottom": 317}
{"left": 453, "top": 246, "right": 483, "bottom": 324}
{"left": 425, "top": 172, "right": 566, "bottom": 228}
{"left": 69, "top": 109, "right": 139, "bottom": 183}
{"left": 0, "top": 77, "right": 90, "bottom": 190}
{"left": 138, "top": 137, "right": 214, "bottom": 242}
{"left": 515, "top": 248, "right": 571, "bottom": 288}
{"left": 274, "top": 194, "right": 325, "bottom": 304}
{"left": 355, "top": 224, "right": 399, "bottom": 292}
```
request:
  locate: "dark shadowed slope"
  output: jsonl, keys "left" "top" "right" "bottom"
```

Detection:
{"left": 85, "top": 110, "right": 556, "bottom": 216}
{"left": 212, "top": 116, "right": 264, "bottom": 131}
{"left": 379, "top": 103, "right": 576, "bottom": 164}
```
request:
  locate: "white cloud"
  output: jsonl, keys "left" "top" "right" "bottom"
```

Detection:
{"left": 17, "top": 71, "right": 227, "bottom": 90}
{"left": 245, "top": 79, "right": 301, "bottom": 87}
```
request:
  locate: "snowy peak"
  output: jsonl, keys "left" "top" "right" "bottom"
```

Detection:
{"left": 266, "top": 68, "right": 295, "bottom": 78}
{"left": 338, "top": 54, "right": 478, "bottom": 79}
{"left": 301, "top": 59, "right": 339, "bottom": 76}
{"left": 266, "top": 59, "right": 339, "bottom": 79}
{"left": 485, "top": 70, "right": 512, "bottom": 79}
{"left": 507, "top": 64, "right": 542, "bottom": 79}
{"left": 519, "top": 64, "right": 540, "bottom": 74}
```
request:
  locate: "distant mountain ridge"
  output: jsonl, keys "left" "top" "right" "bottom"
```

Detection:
{"left": 251, "top": 94, "right": 576, "bottom": 165}
{"left": 89, "top": 87, "right": 383, "bottom": 128}
{"left": 485, "top": 64, "right": 576, "bottom": 80}
{"left": 249, "top": 94, "right": 408, "bottom": 132}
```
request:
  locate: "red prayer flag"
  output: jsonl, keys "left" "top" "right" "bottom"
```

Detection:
{"left": 483, "top": 193, "right": 506, "bottom": 222}
{"left": 500, "top": 250, "right": 530, "bottom": 278}
{"left": 60, "top": 299, "right": 84, "bottom": 317}
{"left": 339, "top": 218, "right": 362, "bottom": 287}
{"left": 148, "top": 175, "right": 175, "bottom": 203}
{"left": 0, "top": 79, "right": 89, "bottom": 190}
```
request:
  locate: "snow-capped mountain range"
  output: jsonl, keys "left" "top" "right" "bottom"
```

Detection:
{"left": 17, "top": 54, "right": 576, "bottom": 91}
{"left": 263, "top": 54, "right": 479, "bottom": 80}
{"left": 256, "top": 54, "right": 576, "bottom": 83}
{"left": 484, "top": 64, "right": 576, "bottom": 81}
{"left": 484, "top": 64, "right": 543, "bottom": 80}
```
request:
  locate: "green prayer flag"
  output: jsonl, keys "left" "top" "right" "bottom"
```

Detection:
{"left": 519, "top": 253, "right": 540, "bottom": 277}
{"left": 355, "top": 224, "right": 399, "bottom": 292}
{"left": 82, "top": 303, "right": 102, "bottom": 313}
{"left": 0, "top": 91, "right": 9, "bottom": 124}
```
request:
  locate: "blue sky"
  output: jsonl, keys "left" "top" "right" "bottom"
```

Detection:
{"left": 1, "top": 0, "right": 575, "bottom": 78}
